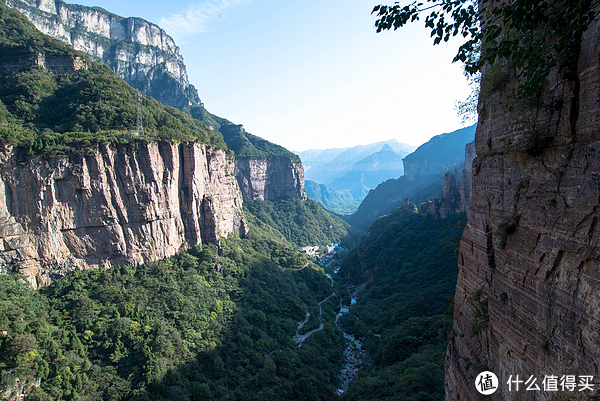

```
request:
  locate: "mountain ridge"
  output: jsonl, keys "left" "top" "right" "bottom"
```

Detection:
{"left": 7, "top": 0, "right": 307, "bottom": 202}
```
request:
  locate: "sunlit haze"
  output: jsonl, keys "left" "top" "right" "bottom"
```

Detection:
{"left": 71, "top": 0, "right": 472, "bottom": 151}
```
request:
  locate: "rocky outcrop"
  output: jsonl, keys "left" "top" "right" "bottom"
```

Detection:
{"left": 439, "top": 171, "right": 461, "bottom": 218}
{"left": 0, "top": 52, "right": 87, "bottom": 74}
{"left": 458, "top": 141, "right": 476, "bottom": 215}
{"left": 235, "top": 157, "right": 307, "bottom": 201}
{"left": 7, "top": 0, "right": 199, "bottom": 108}
{"left": 446, "top": 8, "right": 600, "bottom": 401}
{"left": 0, "top": 142, "right": 247, "bottom": 289}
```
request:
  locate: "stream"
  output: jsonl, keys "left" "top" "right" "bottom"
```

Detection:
{"left": 293, "top": 265, "right": 366, "bottom": 394}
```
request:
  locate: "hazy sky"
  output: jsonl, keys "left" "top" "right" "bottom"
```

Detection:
{"left": 72, "top": 0, "right": 473, "bottom": 151}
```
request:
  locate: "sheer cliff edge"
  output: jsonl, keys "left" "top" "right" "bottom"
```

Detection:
{"left": 446, "top": 6, "right": 600, "bottom": 401}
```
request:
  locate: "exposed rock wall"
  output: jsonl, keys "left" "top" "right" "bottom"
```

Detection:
{"left": 403, "top": 157, "right": 465, "bottom": 181}
{"left": 458, "top": 141, "right": 476, "bottom": 215}
{"left": 0, "top": 52, "right": 87, "bottom": 74}
{"left": 0, "top": 142, "right": 247, "bottom": 289}
{"left": 439, "top": 171, "right": 461, "bottom": 219}
{"left": 7, "top": 0, "right": 199, "bottom": 108}
{"left": 446, "top": 9, "right": 600, "bottom": 401}
{"left": 235, "top": 157, "right": 307, "bottom": 201}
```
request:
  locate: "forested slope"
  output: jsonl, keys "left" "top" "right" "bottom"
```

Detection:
{"left": 338, "top": 210, "right": 465, "bottom": 400}
{"left": 0, "top": 2, "right": 225, "bottom": 158}
{"left": 0, "top": 219, "right": 344, "bottom": 400}
{"left": 245, "top": 198, "right": 360, "bottom": 249}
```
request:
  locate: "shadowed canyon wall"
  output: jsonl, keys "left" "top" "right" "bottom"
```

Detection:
{"left": 446, "top": 8, "right": 600, "bottom": 401}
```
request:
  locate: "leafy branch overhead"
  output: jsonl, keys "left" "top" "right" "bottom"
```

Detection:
{"left": 373, "top": 0, "right": 597, "bottom": 95}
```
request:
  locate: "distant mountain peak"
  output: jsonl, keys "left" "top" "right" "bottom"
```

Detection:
{"left": 380, "top": 143, "right": 394, "bottom": 152}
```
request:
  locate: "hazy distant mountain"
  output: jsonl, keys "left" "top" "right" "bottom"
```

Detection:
{"left": 403, "top": 124, "right": 476, "bottom": 180}
{"left": 295, "top": 147, "right": 349, "bottom": 168}
{"left": 327, "top": 144, "right": 406, "bottom": 202}
{"left": 345, "top": 124, "right": 476, "bottom": 230}
{"left": 305, "top": 180, "right": 360, "bottom": 215}
{"left": 351, "top": 144, "right": 405, "bottom": 172}
{"left": 298, "top": 139, "right": 416, "bottom": 185}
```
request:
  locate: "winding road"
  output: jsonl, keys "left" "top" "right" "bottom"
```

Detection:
{"left": 293, "top": 293, "right": 335, "bottom": 346}
{"left": 293, "top": 274, "right": 336, "bottom": 346}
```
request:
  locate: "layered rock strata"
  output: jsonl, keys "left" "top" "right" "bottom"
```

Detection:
{"left": 235, "top": 157, "right": 307, "bottom": 201}
{"left": 458, "top": 141, "right": 476, "bottom": 215}
{"left": 446, "top": 9, "right": 600, "bottom": 401}
{"left": 7, "top": 0, "right": 199, "bottom": 108}
{"left": 0, "top": 52, "right": 87, "bottom": 74}
{"left": 0, "top": 142, "right": 247, "bottom": 289}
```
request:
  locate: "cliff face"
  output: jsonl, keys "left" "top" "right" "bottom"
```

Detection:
{"left": 446, "top": 10, "right": 600, "bottom": 401}
{"left": 0, "top": 52, "right": 87, "bottom": 74}
{"left": 235, "top": 157, "right": 307, "bottom": 201}
{"left": 218, "top": 125, "right": 307, "bottom": 201}
{"left": 7, "top": 0, "right": 199, "bottom": 108}
{"left": 458, "top": 141, "right": 476, "bottom": 215}
{"left": 0, "top": 142, "right": 247, "bottom": 289}
{"left": 403, "top": 157, "right": 465, "bottom": 181}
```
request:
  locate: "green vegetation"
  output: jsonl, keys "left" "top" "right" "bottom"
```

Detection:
{"left": 0, "top": 220, "right": 345, "bottom": 400}
{"left": 184, "top": 105, "right": 301, "bottom": 162}
{"left": 495, "top": 213, "right": 520, "bottom": 249}
{"left": 0, "top": 0, "right": 81, "bottom": 62}
{"left": 345, "top": 174, "right": 443, "bottom": 231}
{"left": 220, "top": 125, "right": 301, "bottom": 163}
{"left": 372, "top": 0, "right": 596, "bottom": 96}
{"left": 244, "top": 198, "right": 361, "bottom": 249}
{"left": 337, "top": 210, "right": 466, "bottom": 400}
{"left": 467, "top": 288, "right": 489, "bottom": 336}
{"left": 0, "top": 2, "right": 226, "bottom": 158}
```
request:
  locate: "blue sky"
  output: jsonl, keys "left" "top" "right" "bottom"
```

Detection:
{"left": 73, "top": 0, "right": 473, "bottom": 151}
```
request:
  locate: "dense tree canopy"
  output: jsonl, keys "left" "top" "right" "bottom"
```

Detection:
{"left": 373, "top": 0, "right": 596, "bottom": 95}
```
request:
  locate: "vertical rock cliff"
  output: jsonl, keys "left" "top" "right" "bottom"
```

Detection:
{"left": 8, "top": 0, "right": 309, "bottom": 204}
{"left": 220, "top": 125, "right": 307, "bottom": 201}
{"left": 0, "top": 142, "right": 247, "bottom": 289}
{"left": 446, "top": 9, "right": 600, "bottom": 401}
{"left": 7, "top": 0, "right": 199, "bottom": 108}
{"left": 458, "top": 141, "right": 475, "bottom": 215}
{"left": 235, "top": 157, "right": 307, "bottom": 201}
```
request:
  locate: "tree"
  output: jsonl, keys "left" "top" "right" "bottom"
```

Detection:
{"left": 372, "top": 0, "right": 597, "bottom": 96}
